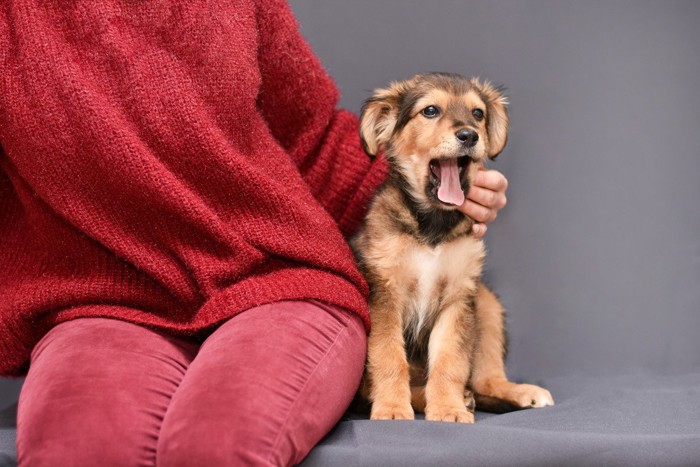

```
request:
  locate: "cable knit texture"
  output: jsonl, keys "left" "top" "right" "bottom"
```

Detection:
{"left": 0, "top": 0, "right": 388, "bottom": 376}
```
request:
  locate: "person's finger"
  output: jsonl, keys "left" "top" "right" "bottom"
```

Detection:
{"left": 458, "top": 199, "right": 497, "bottom": 224}
{"left": 467, "top": 185, "right": 507, "bottom": 210}
{"left": 472, "top": 223, "right": 487, "bottom": 239}
{"left": 474, "top": 169, "right": 508, "bottom": 192}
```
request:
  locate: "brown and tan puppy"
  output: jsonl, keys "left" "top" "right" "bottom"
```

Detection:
{"left": 352, "top": 73, "right": 553, "bottom": 423}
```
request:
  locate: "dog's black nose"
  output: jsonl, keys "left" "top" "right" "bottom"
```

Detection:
{"left": 455, "top": 129, "right": 479, "bottom": 147}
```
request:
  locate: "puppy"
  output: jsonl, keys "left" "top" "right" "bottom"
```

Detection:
{"left": 352, "top": 73, "right": 553, "bottom": 423}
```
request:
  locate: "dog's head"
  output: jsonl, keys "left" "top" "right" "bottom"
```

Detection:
{"left": 360, "top": 73, "right": 508, "bottom": 210}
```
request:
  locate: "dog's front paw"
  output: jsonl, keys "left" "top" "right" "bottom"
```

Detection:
{"left": 509, "top": 384, "right": 554, "bottom": 408}
{"left": 370, "top": 403, "right": 415, "bottom": 421}
{"left": 425, "top": 405, "right": 475, "bottom": 424}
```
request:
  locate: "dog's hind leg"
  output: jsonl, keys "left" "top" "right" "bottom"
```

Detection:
{"left": 410, "top": 385, "right": 427, "bottom": 412}
{"left": 470, "top": 282, "right": 554, "bottom": 410}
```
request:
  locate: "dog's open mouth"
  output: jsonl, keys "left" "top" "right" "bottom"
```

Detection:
{"left": 429, "top": 155, "right": 470, "bottom": 206}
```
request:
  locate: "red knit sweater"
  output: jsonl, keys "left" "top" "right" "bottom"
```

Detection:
{"left": 0, "top": 0, "right": 388, "bottom": 376}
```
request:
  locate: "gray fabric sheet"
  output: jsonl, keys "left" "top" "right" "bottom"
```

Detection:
{"left": 0, "top": 404, "right": 16, "bottom": 467}
{"left": 2, "top": 373, "right": 699, "bottom": 466}
{"left": 301, "top": 373, "right": 700, "bottom": 466}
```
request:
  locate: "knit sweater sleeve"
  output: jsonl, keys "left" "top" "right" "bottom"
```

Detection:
{"left": 254, "top": 0, "right": 388, "bottom": 237}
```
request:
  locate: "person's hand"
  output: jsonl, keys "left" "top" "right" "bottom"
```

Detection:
{"left": 458, "top": 165, "right": 508, "bottom": 239}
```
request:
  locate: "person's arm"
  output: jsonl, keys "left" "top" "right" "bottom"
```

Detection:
{"left": 254, "top": 0, "right": 388, "bottom": 238}
{"left": 255, "top": 0, "right": 506, "bottom": 238}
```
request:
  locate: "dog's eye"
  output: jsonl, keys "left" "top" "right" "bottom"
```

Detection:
{"left": 421, "top": 106, "right": 440, "bottom": 118}
{"left": 472, "top": 108, "right": 485, "bottom": 121}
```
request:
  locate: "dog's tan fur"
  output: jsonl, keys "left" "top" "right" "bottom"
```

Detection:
{"left": 352, "top": 73, "right": 553, "bottom": 423}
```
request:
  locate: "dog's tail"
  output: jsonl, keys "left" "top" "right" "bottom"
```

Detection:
{"left": 473, "top": 393, "right": 529, "bottom": 414}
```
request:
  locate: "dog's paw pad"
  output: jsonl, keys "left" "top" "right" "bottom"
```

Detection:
{"left": 514, "top": 384, "right": 554, "bottom": 408}
{"left": 370, "top": 404, "right": 415, "bottom": 421}
{"left": 425, "top": 406, "right": 475, "bottom": 424}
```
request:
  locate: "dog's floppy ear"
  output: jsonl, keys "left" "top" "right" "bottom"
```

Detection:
{"left": 359, "top": 86, "right": 402, "bottom": 158}
{"left": 474, "top": 80, "right": 509, "bottom": 160}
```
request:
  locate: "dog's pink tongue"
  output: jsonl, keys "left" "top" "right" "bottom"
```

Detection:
{"left": 437, "top": 158, "right": 465, "bottom": 205}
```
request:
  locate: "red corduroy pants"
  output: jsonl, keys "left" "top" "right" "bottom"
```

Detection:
{"left": 16, "top": 301, "right": 366, "bottom": 466}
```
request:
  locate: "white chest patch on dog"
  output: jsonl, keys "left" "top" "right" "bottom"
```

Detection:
{"left": 404, "top": 235, "right": 485, "bottom": 340}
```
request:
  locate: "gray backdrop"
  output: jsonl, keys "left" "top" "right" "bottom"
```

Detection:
{"left": 289, "top": 0, "right": 700, "bottom": 380}
{"left": 1, "top": 0, "right": 699, "bottom": 403}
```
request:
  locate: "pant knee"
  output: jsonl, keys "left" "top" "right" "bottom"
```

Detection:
{"left": 157, "top": 302, "right": 367, "bottom": 467}
{"left": 18, "top": 318, "right": 194, "bottom": 466}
